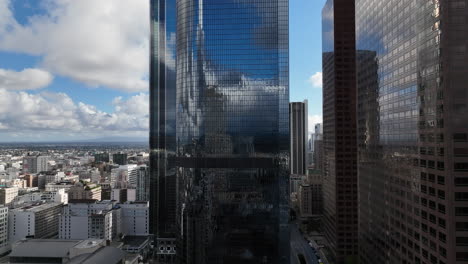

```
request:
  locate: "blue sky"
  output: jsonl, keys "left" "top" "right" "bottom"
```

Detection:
{"left": 0, "top": 0, "right": 325, "bottom": 141}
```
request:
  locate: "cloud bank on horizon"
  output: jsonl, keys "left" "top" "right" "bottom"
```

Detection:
{"left": 0, "top": 0, "right": 150, "bottom": 141}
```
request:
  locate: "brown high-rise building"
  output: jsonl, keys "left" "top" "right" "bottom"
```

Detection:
{"left": 356, "top": 0, "right": 468, "bottom": 263}
{"left": 321, "top": 0, "right": 359, "bottom": 263}
{"left": 290, "top": 100, "right": 309, "bottom": 175}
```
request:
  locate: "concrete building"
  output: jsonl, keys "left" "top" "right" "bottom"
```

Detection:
{"left": 290, "top": 101, "right": 309, "bottom": 175}
{"left": 111, "top": 189, "right": 127, "bottom": 204}
{"left": 12, "top": 189, "right": 68, "bottom": 207}
{"left": 110, "top": 165, "right": 137, "bottom": 189}
{"left": 322, "top": 0, "right": 359, "bottom": 262}
{"left": 120, "top": 202, "right": 149, "bottom": 236}
{"left": 22, "top": 155, "right": 49, "bottom": 174}
{"left": 0, "top": 206, "right": 9, "bottom": 255}
{"left": 290, "top": 174, "right": 305, "bottom": 195}
{"left": 45, "top": 181, "right": 74, "bottom": 192}
{"left": 59, "top": 200, "right": 117, "bottom": 240}
{"left": 8, "top": 239, "right": 126, "bottom": 264}
{"left": 298, "top": 173, "right": 323, "bottom": 218}
{"left": 68, "top": 182, "right": 102, "bottom": 201}
{"left": 59, "top": 200, "right": 147, "bottom": 241}
{"left": 9, "top": 202, "right": 63, "bottom": 243}
{"left": 23, "top": 174, "right": 35, "bottom": 188}
{"left": 89, "top": 168, "right": 101, "bottom": 183}
{"left": 41, "top": 171, "right": 65, "bottom": 185}
{"left": 111, "top": 189, "right": 135, "bottom": 203}
{"left": 100, "top": 182, "right": 112, "bottom": 200}
{"left": 0, "top": 187, "right": 18, "bottom": 206}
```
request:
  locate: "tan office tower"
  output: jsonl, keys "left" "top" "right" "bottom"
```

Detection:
{"left": 321, "top": 0, "right": 359, "bottom": 263}
{"left": 356, "top": 0, "right": 468, "bottom": 263}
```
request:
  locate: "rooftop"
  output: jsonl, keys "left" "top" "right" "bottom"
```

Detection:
{"left": 122, "top": 235, "right": 150, "bottom": 248}
{"left": 10, "top": 239, "right": 81, "bottom": 258}
{"left": 68, "top": 246, "right": 126, "bottom": 264}
{"left": 13, "top": 202, "right": 62, "bottom": 212}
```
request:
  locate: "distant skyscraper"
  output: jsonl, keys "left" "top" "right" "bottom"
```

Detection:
{"left": 94, "top": 153, "right": 109, "bottom": 163}
{"left": 23, "top": 155, "right": 49, "bottom": 173}
{"left": 112, "top": 153, "right": 128, "bottom": 165}
{"left": 356, "top": 0, "right": 468, "bottom": 263}
{"left": 150, "top": 0, "right": 177, "bottom": 262}
{"left": 322, "top": 0, "right": 359, "bottom": 263}
{"left": 290, "top": 100, "right": 308, "bottom": 175}
{"left": 174, "top": 0, "right": 289, "bottom": 263}
{"left": 136, "top": 165, "right": 149, "bottom": 202}
{"left": 312, "top": 123, "right": 324, "bottom": 171}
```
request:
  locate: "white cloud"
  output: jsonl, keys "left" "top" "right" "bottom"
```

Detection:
{"left": 308, "top": 72, "right": 323, "bottom": 88}
{"left": 0, "top": 0, "right": 150, "bottom": 92}
{"left": 0, "top": 68, "right": 53, "bottom": 90}
{"left": 308, "top": 114, "right": 323, "bottom": 132}
{"left": 0, "top": 89, "right": 149, "bottom": 137}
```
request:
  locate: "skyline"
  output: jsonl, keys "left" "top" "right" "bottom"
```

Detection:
{"left": 0, "top": 0, "right": 325, "bottom": 142}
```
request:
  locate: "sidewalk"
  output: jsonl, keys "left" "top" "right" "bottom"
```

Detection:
{"left": 307, "top": 235, "right": 331, "bottom": 264}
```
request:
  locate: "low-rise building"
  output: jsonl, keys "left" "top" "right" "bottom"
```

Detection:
{"left": 12, "top": 189, "right": 68, "bottom": 207}
{"left": 45, "top": 181, "right": 74, "bottom": 192}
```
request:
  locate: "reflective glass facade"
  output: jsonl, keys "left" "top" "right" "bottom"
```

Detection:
{"left": 175, "top": 0, "right": 289, "bottom": 263}
{"left": 321, "top": 0, "right": 359, "bottom": 263}
{"left": 150, "top": 0, "right": 177, "bottom": 262}
{"left": 356, "top": 0, "right": 468, "bottom": 263}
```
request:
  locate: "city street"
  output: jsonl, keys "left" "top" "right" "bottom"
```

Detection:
{"left": 291, "top": 223, "right": 319, "bottom": 264}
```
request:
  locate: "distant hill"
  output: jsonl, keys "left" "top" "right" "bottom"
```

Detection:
{"left": 0, "top": 136, "right": 149, "bottom": 144}
{"left": 76, "top": 136, "right": 148, "bottom": 143}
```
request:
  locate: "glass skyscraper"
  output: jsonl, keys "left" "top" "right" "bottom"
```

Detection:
{"left": 151, "top": 0, "right": 289, "bottom": 263}
{"left": 356, "top": 0, "right": 468, "bottom": 263}
{"left": 150, "top": 0, "right": 177, "bottom": 262}
{"left": 175, "top": 1, "right": 289, "bottom": 263}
